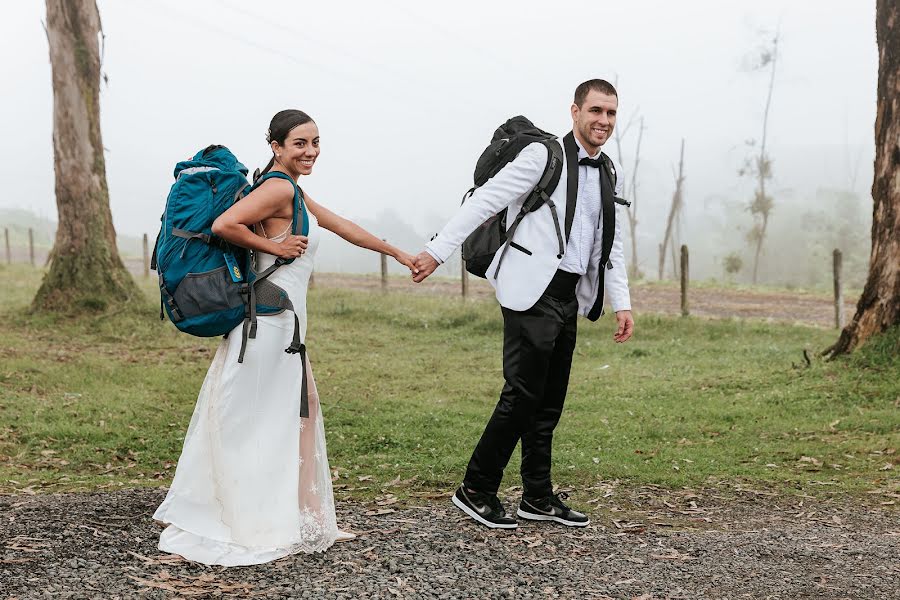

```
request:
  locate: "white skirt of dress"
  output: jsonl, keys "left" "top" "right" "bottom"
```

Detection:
{"left": 153, "top": 312, "right": 338, "bottom": 567}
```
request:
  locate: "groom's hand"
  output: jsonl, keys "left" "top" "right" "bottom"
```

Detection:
{"left": 412, "top": 251, "right": 438, "bottom": 283}
{"left": 614, "top": 310, "right": 634, "bottom": 343}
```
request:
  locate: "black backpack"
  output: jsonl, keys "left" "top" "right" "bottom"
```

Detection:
{"left": 460, "top": 116, "right": 565, "bottom": 279}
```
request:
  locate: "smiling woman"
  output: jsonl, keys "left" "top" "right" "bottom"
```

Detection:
{"left": 152, "top": 109, "right": 419, "bottom": 566}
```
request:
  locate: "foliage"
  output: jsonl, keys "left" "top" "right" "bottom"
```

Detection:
{"left": 723, "top": 253, "right": 743, "bottom": 275}
{"left": 709, "top": 187, "right": 871, "bottom": 290}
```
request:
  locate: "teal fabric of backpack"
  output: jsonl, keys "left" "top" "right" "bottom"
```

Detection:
{"left": 152, "top": 144, "right": 310, "bottom": 365}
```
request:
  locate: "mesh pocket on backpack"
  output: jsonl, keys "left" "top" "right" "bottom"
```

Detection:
{"left": 254, "top": 280, "right": 293, "bottom": 313}
{"left": 173, "top": 266, "right": 243, "bottom": 317}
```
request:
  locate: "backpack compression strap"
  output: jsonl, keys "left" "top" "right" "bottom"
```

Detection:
{"left": 491, "top": 139, "right": 565, "bottom": 279}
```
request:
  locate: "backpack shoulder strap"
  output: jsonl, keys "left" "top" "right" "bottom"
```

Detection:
{"left": 534, "top": 139, "right": 563, "bottom": 202}
{"left": 523, "top": 139, "right": 563, "bottom": 213}
{"left": 252, "top": 171, "right": 309, "bottom": 238}
{"left": 598, "top": 160, "right": 617, "bottom": 270}
{"left": 600, "top": 152, "right": 617, "bottom": 191}
{"left": 585, "top": 162, "right": 619, "bottom": 321}
{"left": 491, "top": 139, "right": 566, "bottom": 279}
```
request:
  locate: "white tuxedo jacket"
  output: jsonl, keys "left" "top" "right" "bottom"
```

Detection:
{"left": 426, "top": 132, "right": 631, "bottom": 318}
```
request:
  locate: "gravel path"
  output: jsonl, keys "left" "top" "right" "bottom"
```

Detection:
{"left": 2, "top": 488, "right": 897, "bottom": 599}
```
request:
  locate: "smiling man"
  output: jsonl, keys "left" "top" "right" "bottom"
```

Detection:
{"left": 413, "top": 79, "right": 634, "bottom": 529}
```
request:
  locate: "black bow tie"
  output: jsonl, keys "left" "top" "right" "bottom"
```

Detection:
{"left": 578, "top": 156, "right": 605, "bottom": 168}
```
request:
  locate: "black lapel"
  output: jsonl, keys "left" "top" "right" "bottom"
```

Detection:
{"left": 563, "top": 131, "right": 579, "bottom": 242}
{"left": 586, "top": 156, "right": 617, "bottom": 321}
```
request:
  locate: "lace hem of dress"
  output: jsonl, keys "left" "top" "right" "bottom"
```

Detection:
{"left": 157, "top": 503, "right": 339, "bottom": 562}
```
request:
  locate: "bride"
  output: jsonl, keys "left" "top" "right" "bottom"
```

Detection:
{"left": 153, "top": 109, "right": 417, "bottom": 566}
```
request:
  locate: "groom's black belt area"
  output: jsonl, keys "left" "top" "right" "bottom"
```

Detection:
{"left": 544, "top": 269, "right": 580, "bottom": 301}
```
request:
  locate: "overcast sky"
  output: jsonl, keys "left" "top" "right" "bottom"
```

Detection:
{"left": 1, "top": 0, "right": 878, "bottom": 271}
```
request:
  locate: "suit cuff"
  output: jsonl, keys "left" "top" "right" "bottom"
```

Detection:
{"left": 610, "top": 294, "right": 631, "bottom": 313}
{"left": 424, "top": 245, "right": 444, "bottom": 265}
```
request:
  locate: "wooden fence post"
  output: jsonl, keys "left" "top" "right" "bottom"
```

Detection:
{"left": 380, "top": 239, "right": 388, "bottom": 291}
{"left": 680, "top": 244, "right": 689, "bottom": 317}
{"left": 28, "top": 228, "right": 34, "bottom": 266}
{"left": 4, "top": 228, "right": 9, "bottom": 264}
{"left": 461, "top": 252, "right": 468, "bottom": 299}
{"left": 833, "top": 249, "right": 844, "bottom": 329}
{"left": 142, "top": 233, "right": 150, "bottom": 278}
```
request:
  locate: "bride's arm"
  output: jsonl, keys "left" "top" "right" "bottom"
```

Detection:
{"left": 305, "top": 193, "right": 417, "bottom": 271}
{"left": 212, "top": 179, "right": 307, "bottom": 259}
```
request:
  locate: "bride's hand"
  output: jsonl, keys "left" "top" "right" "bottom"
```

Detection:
{"left": 276, "top": 235, "right": 309, "bottom": 259}
{"left": 394, "top": 250, "right": 419, "bottom": 275}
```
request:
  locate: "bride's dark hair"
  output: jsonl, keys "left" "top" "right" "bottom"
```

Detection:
{"left": 253, "top": 109, "right": 315, "bottom": 183}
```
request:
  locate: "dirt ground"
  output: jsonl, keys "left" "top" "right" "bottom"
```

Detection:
{"left": 1, "top": 486, "right": 897, "bottom": 599}
{"left": 8, "top": 251, "right": 854, "bottom": 329}
{"left": 308, "top": 273, "right": 856, "bottom": 329}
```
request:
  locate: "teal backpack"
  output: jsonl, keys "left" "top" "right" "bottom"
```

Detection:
{"left": 152, "top": 144, "right": 310, "bottom": 367}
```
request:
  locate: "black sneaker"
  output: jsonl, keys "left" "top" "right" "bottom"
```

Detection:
{"left": 517, "top": 492, "right": 589, "bottom": 527}
{"left": 451, "top": 486, "right": 518, "bottom": 529}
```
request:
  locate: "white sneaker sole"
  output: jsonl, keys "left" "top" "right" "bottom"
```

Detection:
{"left": 516, "top": 508, "right": 589, "bottom": 527}
{"left": 452, "top": 494, "right": 518, "bottom": 529}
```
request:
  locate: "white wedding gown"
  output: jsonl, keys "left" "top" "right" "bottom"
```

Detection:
{"left": 153, "top": 211, "right": 340, "bottom": 566}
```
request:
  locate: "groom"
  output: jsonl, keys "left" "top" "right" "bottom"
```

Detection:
{"left": 413, "top": 79, "right": 634, "bottom": 529}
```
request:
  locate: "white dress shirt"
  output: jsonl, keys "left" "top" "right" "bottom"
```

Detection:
{"left": 558, "top": 138, "right": 602, "bottom": 276}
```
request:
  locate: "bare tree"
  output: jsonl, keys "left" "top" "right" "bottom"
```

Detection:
{"left": 826, "top": 0, "right": 900, "bottom": 356}
{"left": 659, "top": 139, "right": 686, "bottom": 280}
{"left": 740, "top": 30, "right": 780, "bottom": 285}
{"left": 612, "top": 113, "right": 645, "bottom": 280}
{"left": 34, "top": 0, "right": 136, "bottom": 311}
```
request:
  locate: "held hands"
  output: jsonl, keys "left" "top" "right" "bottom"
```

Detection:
{"left": 411, "top": 251, "right": 439, "bottom": 283}
{"left": 275, "top": 235, "right": 309, "bottom": 259}
{"left": 614, "top": 310, "right": 634, "bottom": 343}
{"left": 393, "top": 250, "right": 419, "bottom": 275}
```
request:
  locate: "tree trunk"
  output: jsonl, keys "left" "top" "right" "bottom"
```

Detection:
{"left": 749, "top": 34, "right": 779, "bottom": 285}
{"left": 659, "top": 139, "right": 685, "bottom": 280}
{"left": 826, "top": 0, "right": 900, "bottom": 356}
{"left": 34, "top": 0, "right": 136, "bottom": 312}
{"left": 751, "top": 211, "right": 768, "bottom": 284}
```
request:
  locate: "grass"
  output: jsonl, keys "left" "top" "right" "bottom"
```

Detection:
{"left": 0, "top": 264, "right": 897, "bottom": 501}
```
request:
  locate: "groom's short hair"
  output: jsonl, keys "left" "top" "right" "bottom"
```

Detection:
{"left": 574, "top": 79, "right": 618, "bottom": 107}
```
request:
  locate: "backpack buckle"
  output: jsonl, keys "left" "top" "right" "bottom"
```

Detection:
{"left": 239, "top": 283, "right": 251, "bottom": 317}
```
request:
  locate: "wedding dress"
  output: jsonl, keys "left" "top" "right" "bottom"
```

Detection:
{"left": 153, "top": 211, "right": 341, "bottom": 566}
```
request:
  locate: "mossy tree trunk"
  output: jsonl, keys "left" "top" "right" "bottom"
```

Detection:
{"left": 33, "top": 0, "right": 137, "bottom": 312}
{"left": 827, "top": 0, "right": 900, "bottom": 356}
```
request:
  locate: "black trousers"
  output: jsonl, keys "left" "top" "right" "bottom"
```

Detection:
{"left": 463, "top": 272, "right": 579, "bottom": 499}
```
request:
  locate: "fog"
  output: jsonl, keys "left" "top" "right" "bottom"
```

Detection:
{"left": 0, "top": 1, "right": 877, "bottom": 287}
